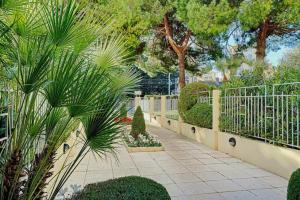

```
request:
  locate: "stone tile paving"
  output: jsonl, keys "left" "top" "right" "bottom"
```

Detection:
{"left": 60, "top": 126, "right": 288, "bottom": 200}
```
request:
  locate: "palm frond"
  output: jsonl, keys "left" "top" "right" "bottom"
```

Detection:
{"left": 43, "top": 51, "right": 83, "bottom": 107}
{"left": 42, "top": 0, "right": 79, "bottom": 46}
{"left": 0, "top": 0, "right": 28, "bottom": 13}
{"left": 15, "top": 36, "right": 53, "bottom": 94}
{"left": 95, "top": 35, "right": 130, "bottom": 69}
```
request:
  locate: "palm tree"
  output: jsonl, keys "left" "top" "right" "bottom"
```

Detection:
{"left": 0, "top": 1, "right": 138, "bottom": 200}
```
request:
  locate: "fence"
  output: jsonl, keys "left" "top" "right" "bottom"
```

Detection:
{"left": 166, "top": 95, "right": 178, "bottom": 112}
{"left": 154, "top": 96, "right": 161, "bottom": 114}
{"left": 221, "top": 82, "right": 300, "bottom": 149}
{"left": 197, "top": 91, "right": 213, "bottom": 105}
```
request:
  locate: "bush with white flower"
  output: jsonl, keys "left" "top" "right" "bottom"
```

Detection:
{"left": 123, "top": 132, "right": 162, "bottom": 147}
{"left": 123, "top": 106, "right": 161, "bottom": 147}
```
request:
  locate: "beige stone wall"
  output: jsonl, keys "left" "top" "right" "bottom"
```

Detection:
{"left": 218, "top": 132, "right": 300, "bottom": 179}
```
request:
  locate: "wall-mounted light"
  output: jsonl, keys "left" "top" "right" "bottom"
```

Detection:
{"left": 76, "top": 129, "right": 80, "bottom": 137}
{"left": 191, "top": 127, "right": 196, "bottom": 134}
{"left": 63, "top": 143, "right": 70, "bottom": 154}
{"left": 167, "top": 120, "right": 171, "bottom": 125}
{"left": 229, "top": 137, "right": 236, "bottom": 147}
{"left": 154, "top": 116, "right": 156, "bottom": 120}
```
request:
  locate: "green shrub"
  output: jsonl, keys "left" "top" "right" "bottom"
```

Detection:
{"left": 130, "top": 106, "right": 146, "bottom": 139}
{"left": 120, "top": 103, "right": 127, "bottom": 118}
{"left": 185, "top": 103, "right": 212, "bottom": 129}
{"left": 288, "top": 168, "right": 300, "bottom": 200}
{"left": 71, "top": 176, "right": 171, "bottom": 200}
{"left": 178, "top": 82, "right": 208, "bottom": 121}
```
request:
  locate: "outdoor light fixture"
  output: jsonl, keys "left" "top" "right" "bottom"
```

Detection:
{"left": 76, "top": 129, "right": 80, "bottom": 137}
{"left": 167, "top": 120, "right": 171, "bottom": 125}
{"left": 229, "top": 137, "right": 236, "bottom": 147}
{"left": 63, "top": 143, "right": 70, "bottom": 154}
{"left": 191, "top": 127, "right": 196, "bottom": 134}
{"left": 154, "top": 116, "right": 156, "bottom": 120}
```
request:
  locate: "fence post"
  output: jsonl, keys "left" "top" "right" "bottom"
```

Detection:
{"left": 135, "top": 96, "right": 141, "bottom": 110}
{"left": 161, "top": 96, "right": 166, "bottom": 117}
{"left": 212, "top": 90, "right": 221, "bottom": 150}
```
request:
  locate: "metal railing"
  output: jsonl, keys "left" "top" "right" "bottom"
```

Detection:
{"left": 221, "top": 82, "right": 300, "bottom": 149}
{"left": 166, "top": 95, "right": 178, "bottom": 112}
{"left": 141, "top": 96, "right": 150, "bottom": 113}
{"left": 197, "top": 91, "right": 212, "bottom": 105}
{"left": 154, "top": 96, "right": 161, "bottom": 114}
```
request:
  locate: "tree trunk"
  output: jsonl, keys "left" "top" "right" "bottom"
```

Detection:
{"left": 163, "top": 15, "right": 191, "bottom": 90}
{"left": 256, "top": 20, "right": 269, "bottom": 60}
{"left": 178, "top": 53, "right": 186, "bottom": 89}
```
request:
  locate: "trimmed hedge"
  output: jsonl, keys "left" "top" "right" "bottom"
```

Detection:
{"left": 178, "top": 82, "right": 208, "bottom": 122}
{"left": 288, "top": 168, "right": 300, "bottom": 200}
{"left": 71, "top": 176, "right": 171, "bottom": 200}
{"left": 130, "top": 106, "right": 146, "bottom": 139}
{"left": 185, "top": 103, "right": 212, "bottom": 129}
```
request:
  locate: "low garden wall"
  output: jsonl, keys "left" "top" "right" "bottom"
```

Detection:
{"left": 154, "top": 115, "right": 299, "bottom": 179}
{"left": 218, "top": 132, "right": 300, "bottom": 179}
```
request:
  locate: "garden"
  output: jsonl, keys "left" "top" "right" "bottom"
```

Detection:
{"left": 0, "top": 0, "right": 299, "bottom": 200}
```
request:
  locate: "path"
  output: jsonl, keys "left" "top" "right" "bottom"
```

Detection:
{"left": 60, "top": 126, "right": 288, "bottom": 200}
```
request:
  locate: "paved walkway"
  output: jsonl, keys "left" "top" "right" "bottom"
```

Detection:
{"left": 60, "top": 126, "right": 288, "bottom": 200}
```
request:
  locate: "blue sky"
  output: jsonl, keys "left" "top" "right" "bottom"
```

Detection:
{"left": 267, "top": 47, "right": 292, "bottom": 66}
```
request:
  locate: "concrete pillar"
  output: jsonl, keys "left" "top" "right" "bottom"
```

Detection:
{"left": 161, "top": 96, "right": 166, "bottom": 117}
{"left": 212, "top": 90, "right": 221, "bottom": 150}
{"left": 135, "top": 96, "right": 141, "bottom": 110}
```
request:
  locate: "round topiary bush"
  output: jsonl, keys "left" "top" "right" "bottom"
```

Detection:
{"left": 178, "top": 82, "right": 208, "bottom": 121}
{"left": 288, "top": 168, "right": 300, "bottom": 200}
{"left": 185, "top": 103, "right": 212, "bottom": 129}
{"left": 71, "top": 176, "right": 171, "bottom": 200}
{"left": 130, "top": 106, "right": 146, "bottom": 139}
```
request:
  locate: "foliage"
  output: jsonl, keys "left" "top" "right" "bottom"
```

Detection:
{"left": 71, "top": 176, "right": 171, "bottom": 200}
{"left": 281, "top": 45, "right": 300, "bottom": 70}
{"left": 237, "top": 0, "right": 300, "bottom": 58}
{"left": 165, "top": 110, "right": 179, "bottom": 120}
{"left": 178, "top": 82, "right": 209, "bottom": 121}
{"left": 185, "top": 0, "right": 237, "bottom": 36}
{"left": 287, "top": 168, "right": 300, "bottom": 200}
{"left": 216, "top": 56, "right": 245, "bottom": 80}
{"left": 120, "top": 103, "right": 127, "bottom": 118}
{"left": 0, "top": 1, "right": 138, "bottom": 200}
{"left": 124, "top": 132, "right": 161, "bottom": 147}
{"left": 185, "top": 103, "right": 212, "bottom": 129}
{"left": 96, "top": 0, "right": 168, "bottom": 53}
{"left": 130, "top": 106, "right": 146, "bottom": 139}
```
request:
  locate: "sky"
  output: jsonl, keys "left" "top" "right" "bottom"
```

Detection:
{"left": 267, "top": 47, "right": 293, "bottom": 66}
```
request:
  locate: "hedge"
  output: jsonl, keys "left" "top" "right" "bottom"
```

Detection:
{"left": 185, "top": 103, "right": 212, "bottom": 129}
{"left": 71, "top": 176, "right": 171, "bottom": 200}
{"left": 130, "top": 106, "right": 146, "bottom": 139}
{"left": 178, "top": 82, "right": 209, "bottom": 122}
{"left": 288, "top": 168, "right": 300, "bottom": 200}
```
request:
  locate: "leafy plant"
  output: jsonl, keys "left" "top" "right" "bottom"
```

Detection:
{"left": 71, "top": 176, "right": 171, "bottom": 200}
{"left": 120, "top": 103, "right": 127, "bottom": 118}
{"left": 185, "top": 103, "right": 212, "bottom": 129}
{"left": 0, "top": 1, "right": 138, "bottom": 200}
{"left": 130, "top": 106, "right": 146, "bottom": 140}
{"left": 287, "top": 168, "right": 300, "bottom": 200}
{"left": 178, "top": 82, "right": 208, "bottom": 121}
